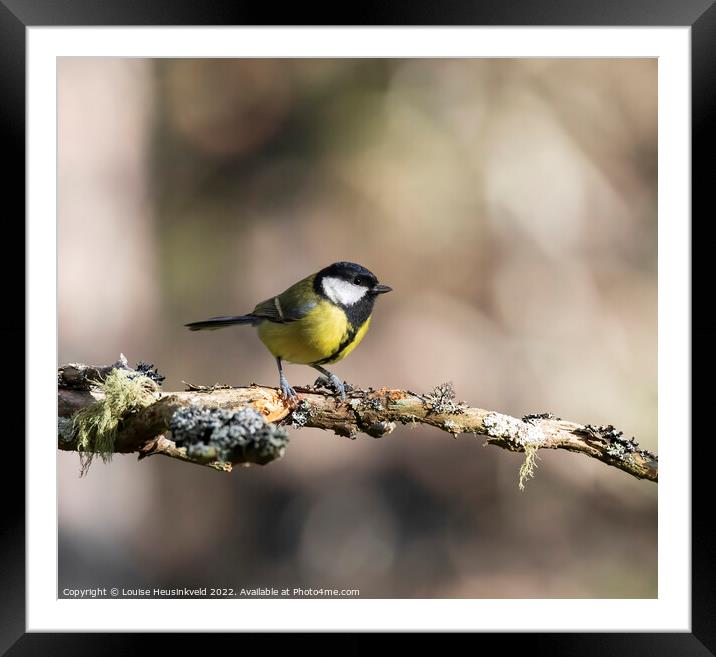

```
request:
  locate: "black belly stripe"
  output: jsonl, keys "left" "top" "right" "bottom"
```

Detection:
{"left": 314, "top": 325, "right": 357, "bottom": 365}
{"left": 313, "top": 297, "right": 376, "bottom": 365}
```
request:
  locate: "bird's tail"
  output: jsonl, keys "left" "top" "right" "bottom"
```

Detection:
{"left": 185, "top": 315, "right": 258, "bottom": 331}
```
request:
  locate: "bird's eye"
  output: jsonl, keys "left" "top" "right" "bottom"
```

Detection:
{"left": 354, "top": 277, "right": 362, "bottom": 285}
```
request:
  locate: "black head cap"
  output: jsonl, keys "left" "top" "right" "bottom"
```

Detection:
{"left": 313, "top": 262, "right": 392, "bottom": 305}
{"left": 316, "top": 261, "right": 378, "bottom": 287}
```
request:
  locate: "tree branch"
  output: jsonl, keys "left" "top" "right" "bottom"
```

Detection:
{"left": 57, "top": 360, "right": 658, "bottom": 484}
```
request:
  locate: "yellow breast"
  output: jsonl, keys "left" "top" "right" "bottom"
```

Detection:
{"left": 326, "top": 315, "right": 372, "bottom": 363}
{"left": 257, "top": 300, "right": 363, "bottom": 365}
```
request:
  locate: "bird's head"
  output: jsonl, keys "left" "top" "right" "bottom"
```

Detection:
{"left": 315, "top": 261, "right": 392, "bottom": 307}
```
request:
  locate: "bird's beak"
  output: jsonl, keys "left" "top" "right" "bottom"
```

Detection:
{"left": 371, "top": 284, "right": 392, "bottom": 295}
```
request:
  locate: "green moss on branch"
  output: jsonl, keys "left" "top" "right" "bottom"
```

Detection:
{"left": 70, "top": 369, "right": 158, "bottom": 474}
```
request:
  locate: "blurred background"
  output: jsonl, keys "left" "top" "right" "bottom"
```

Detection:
{"left": 58, "top": 58, "right": 657, "bottom": 598}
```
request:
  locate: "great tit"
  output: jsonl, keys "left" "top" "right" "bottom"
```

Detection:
{"left": 185, "top": 262, "right": 392, "bottom": 400}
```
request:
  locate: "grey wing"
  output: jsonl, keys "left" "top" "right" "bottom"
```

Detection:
{"left": 251, "top": 295, "right": 316, "bottom": 323}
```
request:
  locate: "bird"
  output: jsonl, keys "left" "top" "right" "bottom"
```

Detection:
{"left": 185, "top": 262, "right": 392, "bottom": 400}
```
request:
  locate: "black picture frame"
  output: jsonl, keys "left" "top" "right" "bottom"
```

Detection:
{"left": 6, "top": 1, "right": 710, "bottom": 654}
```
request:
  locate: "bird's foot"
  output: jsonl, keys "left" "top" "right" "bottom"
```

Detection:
{"left": 314, "top": 374, "right": 352, "bottom": 400}
{"left": 279, "top": 376, "right": 298, "bottom": 403}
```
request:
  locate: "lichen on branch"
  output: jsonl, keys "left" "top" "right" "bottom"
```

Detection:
{"left": 57, "top": 360, "right": 658, "bottom": 486}
{"left": 69, "top": 368, "right": 158, "bottom": 474}
{"left": 169, "top": 405, "right": 289, "bottom": 465}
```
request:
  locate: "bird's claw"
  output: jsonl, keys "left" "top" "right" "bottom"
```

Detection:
{"left": 279, "top": 378, "right": 298, "bottom": 402}
{"left": 314, "top": 375, "right": 351, "bottom": 401}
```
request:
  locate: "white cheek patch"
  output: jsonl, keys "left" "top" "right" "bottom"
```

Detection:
{"left": 321, "top": 276, "right": 368, "bottom": 306}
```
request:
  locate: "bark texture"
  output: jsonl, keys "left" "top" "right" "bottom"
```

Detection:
{"left": 57, "top": 361, "right": 658, "bottom": 482}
